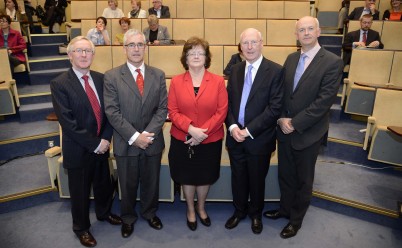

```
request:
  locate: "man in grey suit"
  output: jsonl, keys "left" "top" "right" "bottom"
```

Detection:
{"left": 263, "top": 16, "right": 343, "bottom": 239}
{"left": 104, "top": 29, "right": 168, "bottom": 238}
{"left": 143, "top": 14, "right": 171, "bottom": 45}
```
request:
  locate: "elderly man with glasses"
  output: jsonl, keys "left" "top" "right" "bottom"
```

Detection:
{"left": 348, "top": 0, "right": 380, "bottom": 20}
{"left": 148, "top": 0, "right": 170, "bottom": 18}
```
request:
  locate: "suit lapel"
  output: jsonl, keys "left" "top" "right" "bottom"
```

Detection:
{"left": 121, "top": 64, "right": 141, "bottom": 99}
{"left": 247, "top": 58, "right": 269, "bottom": 103}
{"left": 293, "top": 48, "right": 325, "bottom": 93}
{"left": 142, "top": 65, "right": 155, "bottom": 104}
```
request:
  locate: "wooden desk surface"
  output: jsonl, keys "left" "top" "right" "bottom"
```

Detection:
{"left": 387, "top": 126, "right": 402, "bottom": 137}
{"left": 355, "top": 82, "right": 402, "bottom": 91}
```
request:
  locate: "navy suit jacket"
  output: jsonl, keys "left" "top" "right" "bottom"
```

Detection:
{"left": 225, "top": 57, "right": 283, "bottom": 155}
{"left": 342, "top": 29, "right": 383, "bottom": 65}
{"left": 348, "top": 6, "right": 380, "bottom": 20}
{"left": 277, "top": 48, "right": 343, "bottom": 150}
{"left": 50, "top": 68, "right": 113, "bottom": 169}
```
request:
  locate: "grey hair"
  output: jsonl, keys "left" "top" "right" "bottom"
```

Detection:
{"left": 239, "top": 28, "right": 263, "bottom": 42}
{"left": 123, "top": 29, "right": 146, "bottom": 45}
{"left": 67, "top": 36, "right": 95, "bottom": 54}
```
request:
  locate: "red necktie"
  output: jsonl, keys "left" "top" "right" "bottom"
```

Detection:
{"left": 82, "top": 75, "right": 101, "bottom": 135}
{"left": 136, "top": 68, "right": 144, "bottom": 96}
{"left": 362, "top": 31, "right": 367, "bottom": 45}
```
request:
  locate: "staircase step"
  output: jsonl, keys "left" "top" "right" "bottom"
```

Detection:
{"left": 29, "top": 68, "right": 69, "bottom": 85}
{"left": 318, "top": 35, "right": 343, "bottom": 46}
{"left": 18, "top": 84, "right": 51, "bottom": 105}
{"left": 30, "top": 43, "right": 66, "bottom": 57}
{"left": 30, "top": 33, "right": 68, "bottom": 45}
{"left": 322, "top": 45, "right": 342, "bottom": 57}
{"left": 18, "top": 102, "right": 54, "bottom": 123}
{"left": 29, "top": 56, "right": 70, "bottom": 71}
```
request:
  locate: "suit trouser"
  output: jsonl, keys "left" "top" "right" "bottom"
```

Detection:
{"left": 116, "top": 152, "right": 162, "bottom": 225}
{"left": 228, "top": 149, "right": 270, "bottom": 219}
{"left": 277, "top": 137, "right": 323, "bottom": 227}
{"left": 67, "top": 154, "right": 114, "bottom": 235}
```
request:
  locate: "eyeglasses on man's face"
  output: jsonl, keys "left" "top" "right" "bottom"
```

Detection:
{"left": 125, "top": 42, "right": 145, "bottom": 49}
{"left": 241, "top": 40, "right": 261, "bottom": 47}
{"left": 72, "top": 48, "right": 94, "bottom": 54}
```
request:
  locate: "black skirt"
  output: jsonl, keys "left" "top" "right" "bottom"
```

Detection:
{"left": 168, "top": 136, "right": 222, "bottom": 185}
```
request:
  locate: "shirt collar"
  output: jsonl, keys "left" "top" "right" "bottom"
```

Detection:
{"left": 126, "top": 61, "right": 145, "bottom": 75}
{"left": 246, "top": 54, "right": 263, "bottom": 70}
{"left": 301, "top": 43, "right": 321, "bottom": 60}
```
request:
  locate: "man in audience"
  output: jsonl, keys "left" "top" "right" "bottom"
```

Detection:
{"left": 225, "top": 28, "right": 283, "bottom": 235}
{"left": 148, "top": 0, "right": 170, "bottom": 18}
{"left": 50, "top": 36, "right": 122, "bottom": 247}
{"left": 342, "top": 14, "right": 383, "bottom": 65}
{"left": 263, "top": 16, "right": 343, "bottom": 239}
{"left": 104, "top": 29, "right": 167, "bottom": 239}
{"left": 348, "top": 0, "right": 380, "bottom": 20}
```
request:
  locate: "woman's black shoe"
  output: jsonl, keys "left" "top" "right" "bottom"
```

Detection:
{"left": 187, "top": 218, "right": 197, "bottom": 231}
{"left": 195, "top": 207, "right": 211, "bottom": 226}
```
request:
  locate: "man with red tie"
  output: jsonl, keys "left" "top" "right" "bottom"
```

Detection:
{"left": 51, "top": 36, "right": 122, "bottom": 247}
{"left": 342, "top": 14, "right": 383, "bottom": 65}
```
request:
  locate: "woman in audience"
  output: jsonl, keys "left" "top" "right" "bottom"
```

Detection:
{"left": 102, "top": 0, "right": 124, "bottom": 18}
{"left": 383, "top": 0, "right": 402, "bottom": 20}
{"left": 0, "top": 14, "right": 26, "bottom": 72}
{"left": 223, "top": 43, "right": 243, "bottom": 77}
{"left": 86, "top": 16, "right": 110, "bottom": 45}
{"left": 337, "top": 0, "right": 350, "bottom": 34}
{"left": 128, "top": 0, "right": 146, "bottom": 18}
{"left": 168, "top": 37, "right": 228, "bottom": 231}
{"left": 114, "top": 17, "right": 130, "bottom": 45}
{"left": 143, "top": 14, "right": 170, "bottom": 45}
{"left": 2, "top": 0, "right": 25, "bottom": 22}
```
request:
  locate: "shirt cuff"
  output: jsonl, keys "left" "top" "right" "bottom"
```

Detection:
{"left": 245, "top": 127, "right": 254, "bottom": 139}
{"left": 228, "top": 124, "right": 238, "bottom": 135}
{"left": 94, "top": 141, "right": 102, "bottom": 153}
{"left": 128, "top": 132, "right": 140, "bottom": 145}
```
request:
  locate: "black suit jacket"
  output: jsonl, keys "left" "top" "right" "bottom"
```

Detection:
{"left": 148, "top": 5, "right": 170, "bottom": 18}
{"left": 50, "top": 68, "right": 113, "bottom": 169}
{"left": 277, "top": 48, "right": 343, "bottom": 150}
{"left": 348, "top": 6, "right": 380, "bottom": 20}
{"left": 342, "top": 29, "right": 383, "bottom": 65}
{"left": 225, "top": 57, "right": 283, "bottom": 155}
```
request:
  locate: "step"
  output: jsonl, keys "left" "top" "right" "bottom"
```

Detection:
{"left": 28, "top": 56, "right": 70, "bottom": 71}
{"left": 30, "top": 33, "right": 68, "bottom": 45}
{"left": 29, "top": 43, "right": 66, "bottom": 57}
{"left": 18, "top": 84, "right": 52, "bottom": 105}
{"left": 29, "top": 68, "right": 69, "bottom": 85}
{"left": 318, "top": 35, "right": 343, "bottom": 46}
{"left": 322, "top": 45, "right": 342, "bottom": 57}
{"left": 18, "top": 102, "right": 54, "bottom": 123}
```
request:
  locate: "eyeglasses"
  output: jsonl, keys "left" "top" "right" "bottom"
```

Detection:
{"left": 72, "top": 48, "right": 94, "bottom": 54}
{"left": 241, "top": 40, "right": 261, "bottom": 47}
{"left": 361, "top": 21, "right": 373, "bottom": 25}
{"left": 125, "top": 42, "right": 145, "bottom": 49}
{"left": 187, "top": 51, "right": 206, "bottom": 57}
{"left": 0, "top": 20, "right": 8, "bottom": 23}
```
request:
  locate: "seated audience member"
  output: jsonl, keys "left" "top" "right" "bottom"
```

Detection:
{"left": 0, "top": 14, "right": 27, "bottom": 72}
{"left": 383, "top": 0, "right": 402, "bottom": 20}
{"left": 148, "top": 0, "right": 170, "bottom": 18}
{"left": 87, "top": 16, "right": 110, "bottom": 45}
{"left": 44, "top": 0, "right": 67, "bottom": 33}
{"left": 223, "top": 43, "right": 243, "bottom": 77}
{"left": 143, "top": 14, "right": 170, "bottom": 45}
{"left": 342, "top": 14, "right": 383, "bottom": 65}
{"left": 348, "top": 0, "right": 380, "bottom": 20}
{"left": 114, "top": 17, "right": 130, "bottom": 45}
{"left": 23, "top": 0, "right": 36, "bottom": 31}
{"left": 128, "top": 0, "right": 146, "bottom": 18}
{"left": 102, "top": 0, "right": 124, "bottom": 18}
{"left": 2, "top": 0, "right": 26, "bottom": 22}
{"left": 337, "top": 0, "right": 350, "bottom": 34}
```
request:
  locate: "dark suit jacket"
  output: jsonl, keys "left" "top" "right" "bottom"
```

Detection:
{"left": 225, "top": 57, "right": 283, "bottom": 155}
{"left": 342, "top": 29, "right": 384, "bottom": 65}
{"left": 277, "top": 48, "right": 343, "bottom": 150}
{"left": 50, "top": 68, "right": 113, "bottom": 169}
{"left": 348, "top": 6, "right": 380, "bottom": 20}
{"left": 148, "top": 5, "right": 170, "bottom": 18}
{"left": 104, "top": 63, "right": 168, "bottom": 157}
{"left": 223, "top": 53, "right": 243, "bottom": 76}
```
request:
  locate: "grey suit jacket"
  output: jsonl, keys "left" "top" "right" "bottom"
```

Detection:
{"left": 103, "top": 63, "right": 168, "bottom": 156}
{"left": 143, "top": 25, "right": 171, "bottom": 45}
{"left": 277, "top": 48, "right": 343, "bottom": 150}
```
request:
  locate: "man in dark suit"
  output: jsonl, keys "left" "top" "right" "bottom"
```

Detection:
{"left": 50, "top": 36, "right": 122, "bottom": 247}
{"left": 225, "top": 28, "right": 283, "bottom": 235}
{"left": 263, "top": 16, "right": 343, "bottom": 239}
{"left": 348, "top": 0, "right": 380, "bottom": 20}
{"left": 148, "top": 0, "right": 170, "bottom": 18}
{"left": 104, "top": 29, "right": 168, "bottom": 238}
{"left": 342, "top": 14, "right": 383, "bottom": 65}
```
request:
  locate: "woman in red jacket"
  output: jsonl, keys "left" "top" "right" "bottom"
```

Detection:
{"left": 0, "top": 14, "right": 26, "bottom": 72}
{"left": 168, "top": 37, "right": 228, "bottom": 231}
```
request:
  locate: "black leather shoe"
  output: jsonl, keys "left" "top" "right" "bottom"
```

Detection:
{"left": 121, "top": 223, "right": 134, "bottom": 238}
{"left": 263, "top": 210, "right": 287, "bottom": 220}
{"left": 99, "top": 214, "right": 122, "bottom": 225}
{"left": 147, "top": 216, "right": 163, "bottom": 230}
{"left": 187, "top": 218, "right": 197, "bottom": 231}
{"left": 195, "top": 209, "right": 211, "bottom": 227}
{"left": 77, "top": 231, "right": 97, "bottom": 247}
{"left": 280, "top": 223, "right": 300, "bottom": 239}
{"left": 251, "top": 218, "right": 263, "bottom": 234}
{"left": 225, "top": 215, "right": 243, "bottom": 229}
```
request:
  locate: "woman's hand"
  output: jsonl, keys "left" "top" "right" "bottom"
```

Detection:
{"left": 188, "top": 125, "right": 208, "bottom": 143}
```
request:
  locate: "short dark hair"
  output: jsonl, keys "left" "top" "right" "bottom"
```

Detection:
{"left": 0, "top": 14, "right": 11, "bottom": 24}
{"left": 119, "top": 17, "right": 131, "bottom": 25}
{"left": 96, "top": 16, "right": 107, "bottom": 26}
{"left": 180, "top": 37, "right": 211, "bottom": 70}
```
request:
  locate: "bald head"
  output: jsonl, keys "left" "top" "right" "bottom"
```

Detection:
{"left": 295, "top": 16, "right": 321, "bottom": 51}
{"left": 240, "top": 28, "right": 263, "bottom": 64}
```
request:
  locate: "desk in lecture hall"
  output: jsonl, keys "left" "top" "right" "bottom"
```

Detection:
{"left": 387, "top": 126, "right": 402, "bottom": 137}
{"left": 354, "top": 82, "right": 402, "bottom": 91}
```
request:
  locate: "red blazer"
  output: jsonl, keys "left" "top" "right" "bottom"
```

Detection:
{"left": 0, "top": 28, "right": 26, "bottom": 63}
{"left": 168, "top": 70, "right": 228, "bottom": 143}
